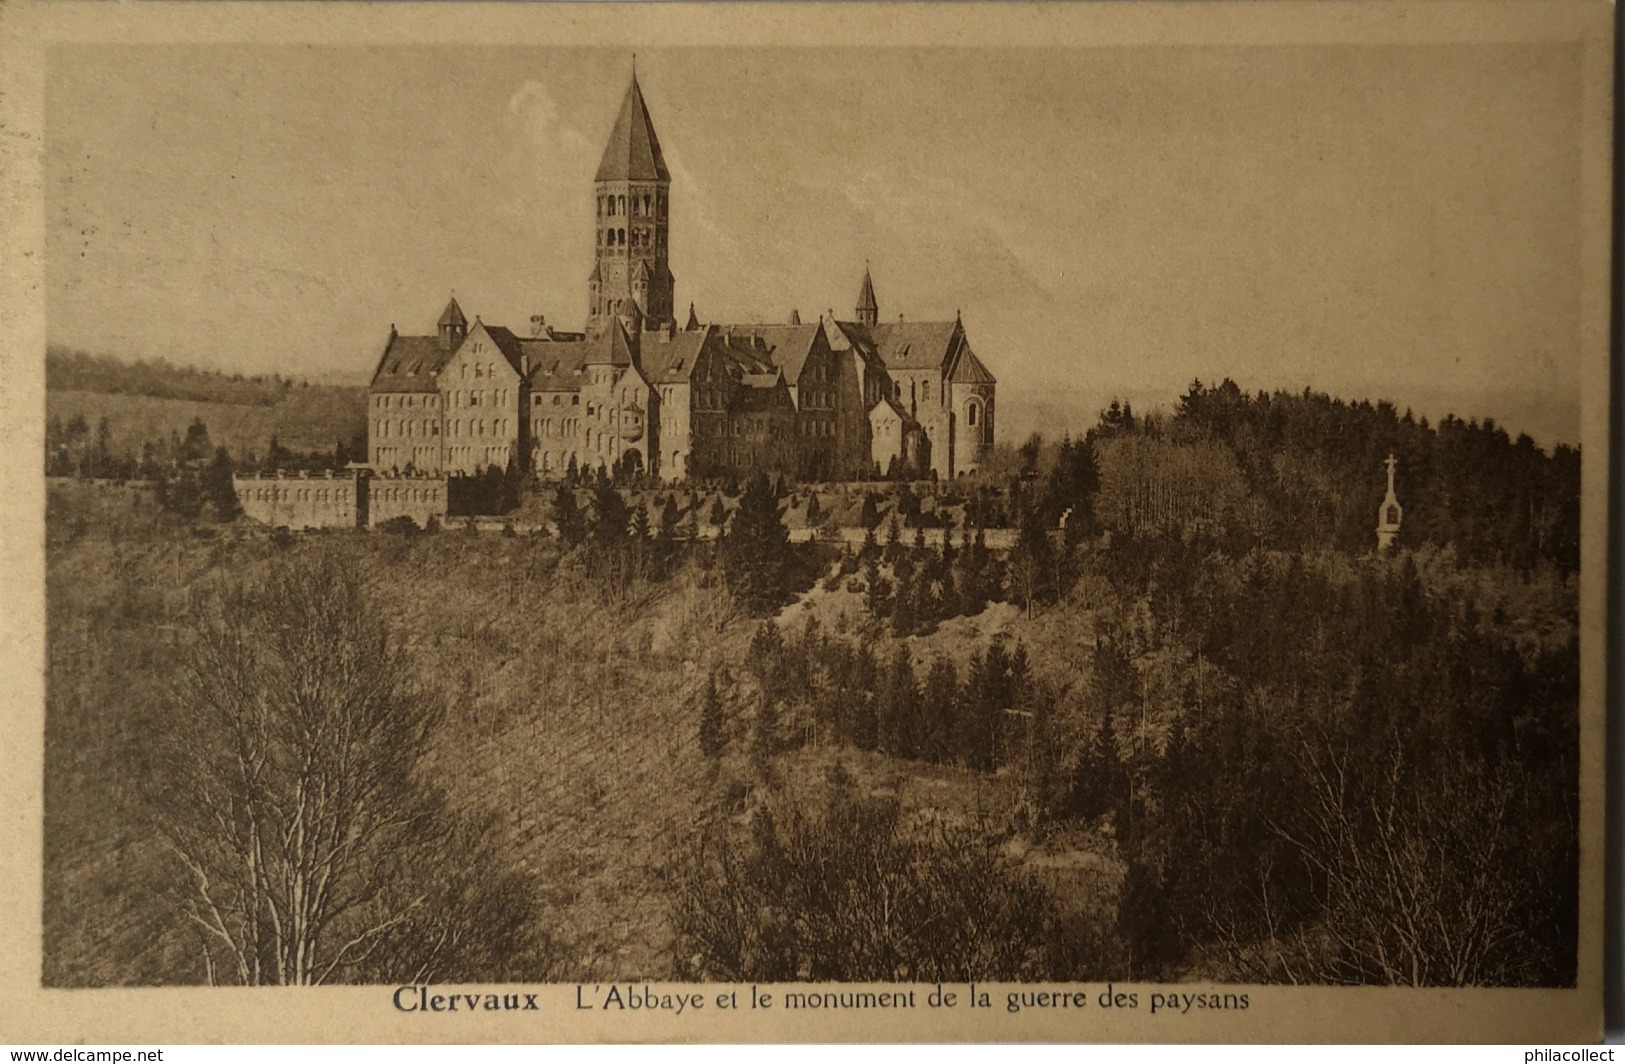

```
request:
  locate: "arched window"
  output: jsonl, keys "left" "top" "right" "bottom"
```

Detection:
{"left": 617, "top": 195, "right": 626, "bottom": 215}
{"left": 967, "top": 400, "right": 980, "bottom": 427}
{"left": 607, "top": 197, "right": 615, "bottom": 217}
{"left": 617, "top": 228, "right": 626, "bottom": 246}
{"left": 642, "top": 194, "right": 650, "bottom": 215}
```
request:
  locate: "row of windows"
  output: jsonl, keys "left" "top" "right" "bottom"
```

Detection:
{"left": 598, "top": 226, "right": 664, "bottom": 250}
{"left": 533, "top": 417, "right": 581, "bottom": 438}
{"left": 443, "top": 445, "right": 510, "bottom": 467}
{"left": 240, "top": 487, "right": 353, "bottom": 504}
{"left": 373, "top": 487, "right": 441, "bottom": 504}
{"left": 452, "top": 419, "right": 511, "bottom": 438}
{"left": 450, "top": 388, "right": 509, "bottom": 409}
{"left": 378, "top": 418, "right": 514, "bottom": 439}
{"left": 376, "top": 419, "right": 438, "bottom": 439}
{"left": 375, "top": 394, "right": 438, "bottom": 410}
{"left": 599, "top": 192, "right": 666, "bottom": 218}
{"left": 459, "top": 362, "right": 505, "bottom": 380}
{"left": 536, "top": 392, "right": 583, "bottom": 407}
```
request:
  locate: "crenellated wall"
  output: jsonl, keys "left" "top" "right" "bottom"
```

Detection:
{"left": 366, "top": 474, "right": 448, "bottom": 529}
{"left": 233, "top": 471, "right": 359, "bottom": 531}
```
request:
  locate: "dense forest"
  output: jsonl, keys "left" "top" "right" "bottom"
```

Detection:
{"left": 42, "top": 376, "right": 1582, "bottom": 988}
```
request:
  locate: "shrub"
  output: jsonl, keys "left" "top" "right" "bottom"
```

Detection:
{"left": 377, "top": 514, "right": 421, "bottom": 536}
{"left": 673, "top": 762, "right": 1054, "bottom": 981}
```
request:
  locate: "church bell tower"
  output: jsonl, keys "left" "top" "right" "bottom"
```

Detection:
{"left": 588, "top": 68, "right": 674, "bottom": 335}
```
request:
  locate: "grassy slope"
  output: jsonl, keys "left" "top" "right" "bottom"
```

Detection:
{"left": 47, "top": 386, "right": 366, "bottom": 461}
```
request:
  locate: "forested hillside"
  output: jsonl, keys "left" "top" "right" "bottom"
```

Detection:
{"left": 1089, "top": 380, "right": 1579, "bottom": 572}
{"left": 42, "top": 376, "right": 1582, "bottom": 989}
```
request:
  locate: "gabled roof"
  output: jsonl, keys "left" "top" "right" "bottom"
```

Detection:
{"left": 716, "top": 331, "right": 777, "bottom": 377}
{"left": 870, "top": 395, "right": 906, "bottom": 422}
{"left": 869, "top": 320, "right": 960, "bottom": 371}
{"left": 588, "top": 319, "right": 636, "bottom": 366}
{"left": 526, "top": 341, "right": 596, "bottom": 392}
{"left": 371, "top": 334, "right": 455, "bottom": 394}
{"left": 595, "top": 73, "right": 670, "bottom": 183}
{"left": 723, "top": 323, "right": 825, "bottom": 386}
{"left": 438, "top": 297, "right": 467, "bottom": 329}
{"left": 479, "top": 324, "right": 528, "bottom": 374}
{"left": 639, "top": 327, "right": 712, "bottom": 384}
{"left": 733, "top": 373, "right": 793, "bottom": 414}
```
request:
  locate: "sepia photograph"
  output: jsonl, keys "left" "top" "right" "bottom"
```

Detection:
{"left": 0, "top": 0, "right": 1611, "bottom": 1045}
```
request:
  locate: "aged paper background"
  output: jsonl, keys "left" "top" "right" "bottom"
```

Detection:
{"left": 0, "top": 0, "right": 1611, "bottom": 1044}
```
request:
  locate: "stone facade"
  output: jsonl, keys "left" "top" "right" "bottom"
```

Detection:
{"left": 366, "top": 474, "right": 449, "bottom": 530}
{"left": 234, "top": 471, "right": 359, "bottom": 531}
{"left": 365, "top": 71, "right": 997, "bottom": 484}
{"left": 233, "top": 470, "right": 448, "bottom": 531}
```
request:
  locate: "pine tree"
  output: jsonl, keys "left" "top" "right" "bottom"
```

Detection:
{"left": 551, "top": 484, "right": 586, "bottom": 546}
{"left": 1010, "top": 505, "right": 1056, "bottom": 616}
{"left": 589, "top": 481, "right": 631, "bottom": 549}
{"left": 882, "top": 646, "right": 921, "bottom": 759}
{"left": 181, "top": 417, "right": 212, "bottom": 464}
{"left": 859, "top": 492, "right": 881, "bottom": 531}
{"left": 922, "top": 658, "right": 959, "bottom": 764}
{"left": 721, "top": 474, "right": 794, "bottom": 616}
{"left": 698, "top": 671, "right": 726, "bottom": 760}
{"left": 204, "top": 445, "right": 241, "bottom": 522}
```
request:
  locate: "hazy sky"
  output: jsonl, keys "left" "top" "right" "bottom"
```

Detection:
{"left": 46, "top": 43, "right": 1584, "bottom": 444}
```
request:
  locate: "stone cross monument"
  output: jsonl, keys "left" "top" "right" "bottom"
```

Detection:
{"left": 1376, "top": 453, "right": 1403, "bottom": 551}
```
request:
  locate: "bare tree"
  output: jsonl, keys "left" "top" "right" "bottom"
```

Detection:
{"left": 153, "top": 555, "right": 552, "bottom": 985}
{"left": 1255, "top": 725, "right": 1551, "bottom": 987}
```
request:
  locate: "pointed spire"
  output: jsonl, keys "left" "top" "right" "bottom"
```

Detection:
{"left": 437, "top": 295, "right": 468, "bottom": 350}
{"left": 685, "top": 302, "right": 700, "bottom": 330}
{"left": 596, "top": 68, "right": 669, "bottom": 182}
{"left": 856, "top": 265, "right": 878, "bottom": 328}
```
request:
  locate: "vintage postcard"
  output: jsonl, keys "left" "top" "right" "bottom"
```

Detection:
{"left": 0, "top": 0, "right": 1612, "bottom": 1045}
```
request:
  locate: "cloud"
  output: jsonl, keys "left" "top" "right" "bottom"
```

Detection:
{"left": 507, "top": 80, "right": 596, "bottom": 170}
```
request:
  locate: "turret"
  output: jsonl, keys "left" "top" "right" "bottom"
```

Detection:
{"left": 856, "top": 265, "right": 878, "bottom": 329}
{"left": 437, "top": 295, "right": 467, "bottom": 351}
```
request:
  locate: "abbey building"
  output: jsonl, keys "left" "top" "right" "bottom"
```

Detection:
{"left": 368, "top": 72, "right": 996, "bottom": 483}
